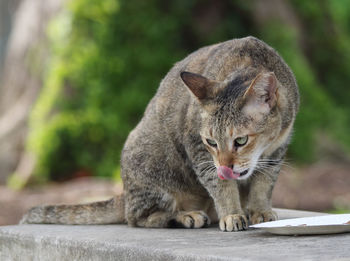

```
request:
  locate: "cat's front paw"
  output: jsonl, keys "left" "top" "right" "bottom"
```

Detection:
{"left": 219, "top": 214, "right": 248, "bottom": 232}
{"left": 249, "top": 209, "right": 277, "bottom": 225}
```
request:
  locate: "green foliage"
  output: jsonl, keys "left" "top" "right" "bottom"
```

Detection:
{"left": 28, "top": 0, "right": 350, "bottom": 181}
{"left": 292, "top": 0, "right": 350, "bottom": 149}
{"left": 28, "top": 0, "right": 191, "bottom": 180}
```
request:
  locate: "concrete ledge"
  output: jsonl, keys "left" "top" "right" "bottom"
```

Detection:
{"left": 1, "top": 209, "right": 349, "bottom": 261}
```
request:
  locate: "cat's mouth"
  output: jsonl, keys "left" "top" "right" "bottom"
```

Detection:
{"left": 217, "top": 166, "right": 249, "bottom": 180}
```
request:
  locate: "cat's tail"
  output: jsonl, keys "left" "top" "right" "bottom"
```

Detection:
{"left": 19, "top": 195, "right": 125, "bottom": 225}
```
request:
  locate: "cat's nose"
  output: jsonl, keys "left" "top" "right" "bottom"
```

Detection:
{"left": 218, "top": 154, "right": 234, "bottom": 169}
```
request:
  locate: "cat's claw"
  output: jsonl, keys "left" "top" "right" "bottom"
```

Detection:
{"left": 249, "top": 210, "right": 278, "bottom": 225}
{"left": 219, "top": 214, "right": 248, "bottom": 232}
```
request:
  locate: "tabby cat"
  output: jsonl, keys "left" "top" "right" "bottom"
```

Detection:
{"left": 21, "top": 36, "right": 299, "bottom": 232}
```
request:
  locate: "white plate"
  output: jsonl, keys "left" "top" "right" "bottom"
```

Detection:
{"left": 250, "top": 214, "right": 350, "bottom": 235}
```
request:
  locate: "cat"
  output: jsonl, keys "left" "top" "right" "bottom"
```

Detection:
{"left": 21, "top": 36, "right": 299, "bottom": 232}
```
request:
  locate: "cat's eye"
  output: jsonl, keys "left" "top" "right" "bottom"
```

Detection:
{"left": 206, "top": 139, "right": 217, "bottom": 147}
{"left": 234, "top": 136, "right": 248, "bottom": 147}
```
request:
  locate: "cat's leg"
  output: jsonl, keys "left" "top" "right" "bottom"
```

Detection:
{"left": 172, "top": 191, "right": 215, "bottom": 227}
{"left": 212, "top": 180, "right": 249, "bottom": 232}
{"left": 124, "top": 184, "right": 175, "bottom": 228}
{"left": 195, "top": 164, "right": 248, "bottom": 231}
{"left": 190, "top": 154, "right": 248, "bottom": 231}
{"left": 125, "top": 185, "right": 211, "bottom": 228}
{"left": 246, "top": 166, "right": 280, "bottom": 225}
{"left": 122, "top": 133, "right": 212, "bottom": 229}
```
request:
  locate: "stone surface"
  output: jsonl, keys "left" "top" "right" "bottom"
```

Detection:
{"left": 0, "top": 209, "right": 349, "bottom": 261}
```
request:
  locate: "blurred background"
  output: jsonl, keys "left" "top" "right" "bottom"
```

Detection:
{"left": 0, "top": 0, "right": 350, "bottom": 225}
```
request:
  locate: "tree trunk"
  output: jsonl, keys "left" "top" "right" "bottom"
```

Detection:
{"left": 0, "top": 0, "right": 66, "bottom": 184}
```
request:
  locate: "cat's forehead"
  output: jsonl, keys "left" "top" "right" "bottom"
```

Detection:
{"left": 223, "top": 125, "right": 246, "bottom": 137}
{"left": 205, "top": 109, "right": 253, "bottom": 136}
{"left": 212, "top": 102, "right": 249, "bottom": 126}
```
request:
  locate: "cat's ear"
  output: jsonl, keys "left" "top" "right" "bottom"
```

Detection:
{"left": 242, "top": 72, "right": 278, "bottom": 116}
{"left": 180, "top": 71, "right": 219, "bottom": 101}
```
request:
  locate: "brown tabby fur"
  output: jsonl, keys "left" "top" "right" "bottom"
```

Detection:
{"left": 21, "top": 37, "right": 299, "bottom": 232}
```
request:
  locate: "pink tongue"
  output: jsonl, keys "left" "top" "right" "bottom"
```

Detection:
{"left": 217, "top": 166, "right": 240, "bottom": 180}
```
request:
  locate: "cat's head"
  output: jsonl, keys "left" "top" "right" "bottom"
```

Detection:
{"left": 181, "top": 70, "right": 282, "bottom": 180}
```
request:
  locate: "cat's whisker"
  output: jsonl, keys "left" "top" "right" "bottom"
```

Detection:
{"left": 255, "top": 163, "right": 293, "bottom": 177}
{"left": 199, "top": 164, "right": 217, "bottom": 174}
{"left": 197, "top": 162, "right": 215, "bottom": 170}
{"left": 257, "top": 159, "right": 294, "bottom": 166}
{"left": 196, "top": 161, "right": 215, "bottom": 167}
{"left": 255, "top": 168, "right": 273, "bottom": 177}
{"left": 200, "top": 166, "right": 215, "bottom": 174}
{"left": 256, "top": 160, "right": 295, "bottom": 171}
